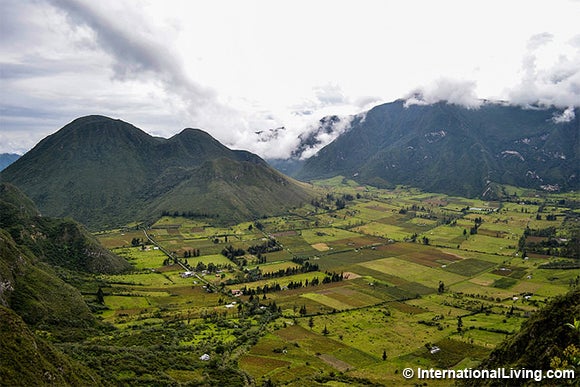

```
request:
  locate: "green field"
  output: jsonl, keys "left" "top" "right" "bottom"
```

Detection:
{"left": 90, "top": 183, "right": 578, "bottom": 386}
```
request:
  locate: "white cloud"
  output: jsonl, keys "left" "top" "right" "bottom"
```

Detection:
{"left": 404, "top": 78, "right": 483, "bottom": 109}
{"left": 508, "top": 33, "right": 580, "bottom": 108}
{"left": 552, "top": 106, "right": 576, "bottom": 123}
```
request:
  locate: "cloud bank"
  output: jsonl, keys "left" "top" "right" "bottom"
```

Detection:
{"left": 508, "top": 33, "right": 580, "bottom": 109}
{"left": 404, "top": 78, "right": 483, "bottom": 109}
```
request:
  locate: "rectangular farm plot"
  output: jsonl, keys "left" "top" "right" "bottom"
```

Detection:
{"left": 442, "top": 258, "right": 496, "bottom": 276}
{"left": 397, "top": 249, "right": 462, "bottom": 268}
{"left": 187, "top": 254, "right": 233, "bottom": 266}
{"left": 104, "top": 295, "right": 151, "bottom": 310}
{"left": 239, "top": 355, "right": 291, "bottom": 377}
{"left": 460, "top": 234, "right": 518, "bottom": 255}
{"left": 251, "top": 261, "right": 300, "bottom": 274}
{"left": 357, "top": 257, "right": 466, "bottom": 288}
{"left": 301, "top": 285, "right": 383, "bottom": 310}
{"left": 353, "top": 222, "right": 410, "bottom": 241}
{"left": 300, "top": 228, "right": 362, "bottom": 245}
{"left": 120, "top": 247, "right": 168, "bottom": 270}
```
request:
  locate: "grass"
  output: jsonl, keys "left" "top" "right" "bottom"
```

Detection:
{"left": 442, "top": 258, "right": 496, "bottom": 276}
{"left": 82, "top": 185, "right": 578, "bottom": 386}
{"left": 358, "top": 257, "right": 466, "bottom": 289}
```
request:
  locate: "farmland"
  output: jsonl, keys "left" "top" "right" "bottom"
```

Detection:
{"left": 90, "top": 180, "right": 579, "bottom": 385}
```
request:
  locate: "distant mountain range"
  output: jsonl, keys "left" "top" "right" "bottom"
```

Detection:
{"left": 1, "top": 116, "right": 314, "bottom": 229}
{"left": 0, "top": 153, "right": 20, "bottom": 171}
{"left": 282, "top": 100, "right": 578, "bottom": 198}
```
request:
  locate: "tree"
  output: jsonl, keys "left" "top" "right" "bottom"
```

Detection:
{"left": 457, "top": 316, "right": 463, "bottom": 333}
{"left": 322, "top": 325, "right": 329, "bottom": 335}
{"left": 96, "top": 287, "right": 105, "bottom": 304}
{"left": 438, "top": 281, "right": 445, "bottom": 294}
{"left": 382, "top": 350, "right": 387, "bottom": 361}
{"left": 308, "top": 317, "right": 314, "bottom": 330}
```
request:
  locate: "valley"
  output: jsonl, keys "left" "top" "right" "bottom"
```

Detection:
{"left": 72, "top": 179, "right": 579, "bottom": 386}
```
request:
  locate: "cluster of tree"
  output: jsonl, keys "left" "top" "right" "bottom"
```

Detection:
{"left": 536, "top": 213, "right": 558, "bottom": 221}
{"left": 221, "top": 245, "right": 247, "bottom": 266}
{"left": 247, "top": 238, "right": 281, "bottom": 255}
{"left": 468, "top": 216, "right": 484, "bottom": 235}
{"left": 194, "top": 261, "right": 232, "bottom": 273}
{"left": 441, "top": 217, "right": 458, "bottom": 226}
{"left": 183, "top": 249, "right": 201, "bottom": 258}
{"left": 160, "top": 210, "right": 218, "bottom": 218}
{"left": 311, "top": 193, "right": 355, "bottom": 211}
{"left": 291, "top": 256, "right": 308, "bottom": 264}
{"left": 400, "top": 204, "right": 432, "bottom": 214}
{"left": 519, "top": 226, "right": 578, "bottom": 258}
{"left": 131, "top": 237, "right": 143, "bottom": 247}
{"left": 240, "top": 271, "right": 344, "bottom": 296}
{"left": 261, "top": 262, "right": 320, "bottom": 280}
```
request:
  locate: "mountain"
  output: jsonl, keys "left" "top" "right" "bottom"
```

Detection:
{"left": 1, "top": 116, "right": 314, "bottom": 229}
{"left": 294, "top": 100, "right": 579, "bottom": 198}
{"left": 0, "top": 153, "right": 20, "bottom": 171}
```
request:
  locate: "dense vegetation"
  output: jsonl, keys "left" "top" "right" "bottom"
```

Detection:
{"left": 294, "top": 101, "right": 579, "bottom": 198}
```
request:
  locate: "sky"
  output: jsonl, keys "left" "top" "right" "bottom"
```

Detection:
{"left": 1, "top": 0, "right": 579, "bottom": 158}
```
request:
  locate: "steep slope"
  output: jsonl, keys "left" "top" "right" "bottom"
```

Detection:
{"left": 1, "top": 116, "right": 159, "bottom": 228}
{"left": 0, "top": 183, "right": 121, "bottom": 385}
{"left": 1, "top": 116, "right": 314, "bottom": 229}
{"left": 0, "top": 183, "right": 131, "bottom": 274}
{"left": 462, "top": 288, "right": 580, "bottom": 386}
{"left": 0, "top": 227, "right": 95, "bottom": 329}
{"left": 295, "top": 101, "right": 579, "bottom": 198}
{"left": 0, "top": 153, "right": 20, "bottom": 171}
{"left": 0, "top": 306, "right": 101, "bottom": 386}
{"left": 145, "top": 157, "right": 313, "bottom": 223}
{"left": 0, "top": 183, "right": 129, "bottom": 329}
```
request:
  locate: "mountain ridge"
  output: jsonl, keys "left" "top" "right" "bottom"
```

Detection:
{"left": 293, "top": 100, "right": 578, "bottom": 198}
{"left": 1, "top": 116, "right": 314, "bottom": 229}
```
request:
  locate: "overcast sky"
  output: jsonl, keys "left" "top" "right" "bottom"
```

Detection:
{"left": 1, "top": 0, "right": 579, "bottom": 158}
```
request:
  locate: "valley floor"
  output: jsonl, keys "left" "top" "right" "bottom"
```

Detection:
{"left": 81, "top": 180, "right": 579, "bottom": 385}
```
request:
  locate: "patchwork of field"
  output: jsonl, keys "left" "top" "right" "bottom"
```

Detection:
{"left": 94, "top": 183, "right": 578, "bottom": 386}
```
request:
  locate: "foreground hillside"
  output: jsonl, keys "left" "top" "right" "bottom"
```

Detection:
{"left": 295, "top": 101, "right": 579, "bottom": 198}
{"left": 1, "top": 115, "right": 314, "bottom": 230}
{"left": 0, "top": 184, "right": 132, "bottom": 385}
{"left": 462, "top": 288, "right": 579, "bottom": 386}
